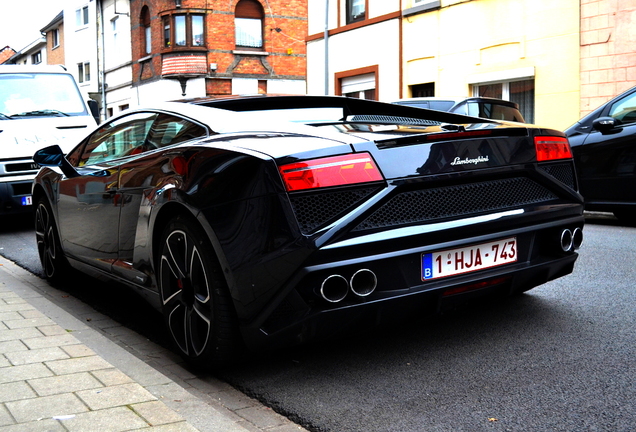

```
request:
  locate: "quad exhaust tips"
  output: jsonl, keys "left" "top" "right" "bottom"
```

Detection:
{"left": 559, "top": 227, "right": 583, "bottom": 252}
{"left": 320, "top": 269, "right": 378, "bottom": 303}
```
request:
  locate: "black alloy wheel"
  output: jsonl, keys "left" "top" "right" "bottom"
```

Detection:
{"left": 158, "top": 215, "right": 239, "bottom": 367}
{"left": 34, "top": 197, "right": 71, "bottom": 284}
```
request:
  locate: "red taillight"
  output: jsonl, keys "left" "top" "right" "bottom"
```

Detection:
{"left": 279, "top": 153, "right": 384, "bottom": 192}
{"left": 534, "top": 136, "right": 573, "bottom": 161}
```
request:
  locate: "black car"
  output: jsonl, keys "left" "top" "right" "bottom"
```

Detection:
{"left": 32, "top": 96, "right": 584, "bottom": 367}
{"left": 565, "top": 86, "right": 636, "bottom": 223}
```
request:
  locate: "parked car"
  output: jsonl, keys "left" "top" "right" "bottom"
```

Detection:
{"left": 565, "top": 86, "right": 636, "bottom": 223}
{"left": 33, "top": 96, "right": 583, "bottom": 368}
{"left": 0, "top": 65, "right": 97, "bottom": 215}
{"left": 393, "top": 96, "right": 526, "bottom": 123}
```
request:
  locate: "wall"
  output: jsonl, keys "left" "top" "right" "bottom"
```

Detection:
{"left": 46, "top": 22, "right": 65, "bottom": 66}
{"left": 580, "top": 0, "right": 636, "bottom": 117}
{"left": 403, "top": 0, "right": 580, "bottom": 130}
{"left": 307, "top": 0, "right": 401, "bottom": 101}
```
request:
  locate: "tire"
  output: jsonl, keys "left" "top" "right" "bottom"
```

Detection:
{"left": 34, "top": 197, "right": 71, "bottom": 285}
{"left": 157, "top": 215, "right": 240, "bottom": 368}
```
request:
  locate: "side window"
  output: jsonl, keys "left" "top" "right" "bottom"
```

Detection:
{"left": 78, "top": 112, "right": 157, "bottom": 166}
{"left": 609, "top": 92, "right": 636, "bottom": 125}
{"left": 146, "top": 114, "right": 207, "bottom": 148}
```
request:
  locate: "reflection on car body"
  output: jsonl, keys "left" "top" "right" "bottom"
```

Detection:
{"left": 33, "top": 96, "right": 584, "bottom": 368}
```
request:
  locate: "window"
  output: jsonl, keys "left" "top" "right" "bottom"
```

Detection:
{"left": 77, "top": 112, "right": 207, "bottom": 166}
{"left": 76, "top": 5, "right": 89, "bottom": 27}
{"left": 339, "top": 72, "right": 377, "bottom": 100}
{"left": 163, "top": 14, "right": 205, "bottom": 49}
{"left": 77, "top": 62, "right": 91, "bottom": 83}
{"left": 146, "top": 114, "right": 207, "bottom": 148}
{"left": 473, "top": 79, "right": 535, "bottom": 123}
{"left": 346, "top": 0, "right": 365, "bottom": 24}
{"left": 80, "top": 112, "right": 157, "bottom": 166}
{"left": 235, "top": 0, "right": 264, "bottom": 49}
{"left": 410, "top": 83, "right": 435, "bottom": 98}
{"left": 31, "top": 52, "right": 42, "bottom": 65}
{"left": 608, "top": 92, "right": 636, "bottom": 125}
{"left": 52, "top": 29, "right": 60, "bottom": 48}
{"left": 111, "top": 17, "right": 119, "bottom": 48}
{"left": 140, "top": 7, "right": 151, "bottom": 54}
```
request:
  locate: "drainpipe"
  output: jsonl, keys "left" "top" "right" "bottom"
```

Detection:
{"left": 98, "top": 0, "right": 107, "bottom": 121}
{"left": 324, "top": 0, "right": 329, "bottom": 95}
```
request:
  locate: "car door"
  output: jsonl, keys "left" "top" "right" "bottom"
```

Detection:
{"left": 112, "top": 113, "right": 208, "bottom": 283}
{"left": 574, "top": 91, "right": 636, "bottom": 203}
{"left": 56, "top": 112, "right": 157, "bottom": 273}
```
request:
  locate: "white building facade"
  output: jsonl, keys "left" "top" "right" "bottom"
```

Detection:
{"left": 306, "top": 0, "right": 402, "bottom": 102}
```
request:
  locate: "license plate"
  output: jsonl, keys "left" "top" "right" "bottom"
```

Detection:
{"left": 422, "top": 237, "right": 517, "bottom": 280}
{"left": 21, "top": 196, "right": 32, "bottom": 206}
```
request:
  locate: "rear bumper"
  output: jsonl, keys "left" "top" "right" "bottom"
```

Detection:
{"left": 239, "top": 215, "right": 583, "bottom": 350}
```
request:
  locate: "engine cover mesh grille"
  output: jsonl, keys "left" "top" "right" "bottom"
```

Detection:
{"left": 539, "top": 162, "right": 576, "bottom": 189}
{"left": 290, "top": 187, "right": 380, "bottom": 234}
{"left": 353, "top": 177, "right": 558, "bottom": 232}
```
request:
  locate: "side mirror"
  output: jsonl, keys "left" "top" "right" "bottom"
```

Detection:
{"left": 592, "top": 116, "right": 620, "bottom": 133}
{"left": 87, "top": 99, "right": 100, "bottom": 124}
{"left": 33, "top": 145, "right": 80, "bottom": 178}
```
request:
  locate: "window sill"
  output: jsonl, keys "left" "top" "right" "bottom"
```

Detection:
{"left": 161, "top": 46, "right": 207, "bottom": 54}
{"left": 233, "top": 49, "right": 269, "bottom": 56}
{"left": 404, "top": 1, "right": 441, "bottom": 17}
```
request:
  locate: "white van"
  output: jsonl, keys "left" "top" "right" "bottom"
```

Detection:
{"left": 0, "top": 65, "right": 97, "bottom": 215}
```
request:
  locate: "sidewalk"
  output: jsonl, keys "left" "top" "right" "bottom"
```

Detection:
{"left": 0, "top": 256, "right": 306, "bottom": 432}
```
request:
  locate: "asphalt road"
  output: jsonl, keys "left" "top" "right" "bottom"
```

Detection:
{"left": 1, "top": 212, "right": 635, "bottom": 431}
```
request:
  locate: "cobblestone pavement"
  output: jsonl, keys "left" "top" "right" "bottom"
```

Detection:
{"left": 0, "top": 255, "right": 307, "bottom": 432}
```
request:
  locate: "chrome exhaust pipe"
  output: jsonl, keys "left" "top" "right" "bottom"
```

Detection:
{"left": 560, "top": 228, "right": 573, "bottom": 252}
{"left": 572, "top": 227, "right": 583, "bottom": 250}
{"left": 320, "top": 275, "right": 349, "bottom": 303}
{"left": 350, "top": 269, "right": 377, "bottom": 297}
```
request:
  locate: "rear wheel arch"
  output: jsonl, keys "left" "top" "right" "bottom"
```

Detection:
{"left": 153, "top": 208, "right": 242, "bottom": 367}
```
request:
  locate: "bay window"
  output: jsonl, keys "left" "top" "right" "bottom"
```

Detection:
{"left": 163, "top": 13, "right": 205, "bottom": 49}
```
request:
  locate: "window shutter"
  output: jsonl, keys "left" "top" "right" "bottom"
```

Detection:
{"left": 235, "top": 0, "right": 263, "bottom": 19}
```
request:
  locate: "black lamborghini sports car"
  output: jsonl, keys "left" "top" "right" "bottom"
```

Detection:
{"left": 32, "top": 96, "right": 584, "bottom": 367}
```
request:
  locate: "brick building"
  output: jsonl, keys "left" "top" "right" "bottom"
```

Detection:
{"left": 129, "top": 0, "right": 307, "bottom": 102}
{"left": 40, "top": 12, "right": 65, "bottom": 67}
{"left": 579, "top": 0, "right": 636, "bottom": 117}
{"left": 0, "top": 47, "right": 17, "bottom": 65}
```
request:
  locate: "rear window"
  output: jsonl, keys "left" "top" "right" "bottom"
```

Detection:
{"left": 466, "top": 102, "right": 525, "bottom": 122}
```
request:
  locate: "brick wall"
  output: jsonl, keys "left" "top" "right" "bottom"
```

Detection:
{"left": 130, "top": 0, "right": 307, "bottom": 96}
{"left": 47, "top": 23, "right": 65, "bottom": 66}
{"left": 580, "top": 0, "right": 636, "bottom": 115}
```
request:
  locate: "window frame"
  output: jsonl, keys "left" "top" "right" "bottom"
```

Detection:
{"left": 472, "top": 78, "right": 535, "bottom": 124}
{"left": 31, "top": 51, "right": 42, "bottom": 65}
{"left": 77, "top": 62, "right": 91, "bottom": 84}
{"left": 140, "top": 6, "right": 152, "bottom": 55}
{"left": 162, "top": 13, "right": 206, "bottom": 50}
{"left": 76, "top": 5, "right": 89, "bottom": 28}
{"left": 52, "top": 29, "right": 60, "bottom": 48}
{"left": 346, "top": 0, "right": 366, "bottom": 24}
{"left": 234, "top": 0, "right": 265, "bottom": 50}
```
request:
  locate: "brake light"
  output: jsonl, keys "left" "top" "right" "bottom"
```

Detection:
{"left": 534, "top": 136, "right": 573, "bottom": 161}
{"left": 279, "top": 153, "right": 383, "bottom": 192}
